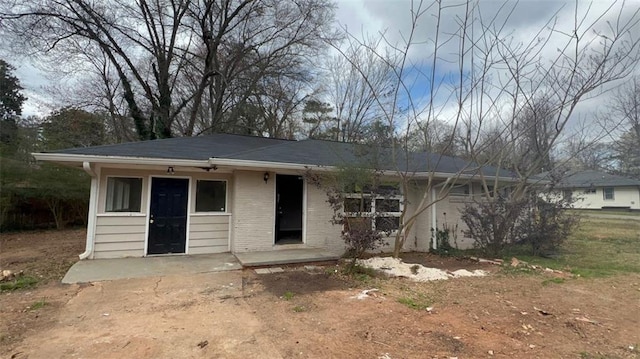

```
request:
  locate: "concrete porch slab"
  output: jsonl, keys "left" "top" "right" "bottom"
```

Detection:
{"left": 62, "top": 253, "right": 241, "bottom": 284}
{"left": 234, "top": 248, "right": 340, "bottom": 267}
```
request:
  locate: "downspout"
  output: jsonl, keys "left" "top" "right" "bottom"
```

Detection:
{"left": 80, "top": 162, "right": 98, "bottom": 260}
{"left": 431, "top": 177, "right": 453, "bottom": 251}
{"left": 431, "top": 186, "right": 437, "bottom": 251}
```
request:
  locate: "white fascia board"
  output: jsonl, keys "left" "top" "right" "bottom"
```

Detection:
{"left": 385, "top": 170, "right": 520, "bottom": 183}
{"left": 32, "top": 153, "right": 210, "bottom": 167}
{"left": 207, "top": 157, "right": 520, "bottom": 182}
{"left": 208, "top": 158, "right": 333, "bottom": 171}
{"left": 31, "top": 152, "right": 520, "bottom": 182}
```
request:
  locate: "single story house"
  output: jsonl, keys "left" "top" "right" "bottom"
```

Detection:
{"left": 33, "top": 134, "right": 515, "bottom": 261}
{"left": 557, "top": 170, "right": 640, "bottom": 211}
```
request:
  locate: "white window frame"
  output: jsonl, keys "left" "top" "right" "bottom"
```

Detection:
{"left": 449, "top": 183, "right": 471, "bottom": 197}
{"left": 193, "top": 179, "right": 228, "bottom": 214}
{"left": 105, "top": 176, "right": 143, "bottom": 213}
{"left": 343, "top": 193, "right": 403, "bottom": 233}
{"left": 603, "top": 187, "right": 615, "bottom": 201}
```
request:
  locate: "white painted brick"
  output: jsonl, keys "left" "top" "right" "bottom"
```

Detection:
{"left": 232, "top": 170, "right": 276, "bottom": 252}
{"left": 304, "top": 183, "right": 344, "bottom": 254}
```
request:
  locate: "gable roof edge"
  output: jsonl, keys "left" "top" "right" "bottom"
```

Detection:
{"left": 33, "top": 152, "right": 210, "bottom": 167}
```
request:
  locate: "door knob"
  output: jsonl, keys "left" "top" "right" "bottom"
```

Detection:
{"left": 150, "top": 219, "right": 154, "bottom": 223}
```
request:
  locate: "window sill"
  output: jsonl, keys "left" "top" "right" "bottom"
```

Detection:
{"left": 190, "top": 212, "right": 232, "bottom": 216}
{"left": 449, "top": 196, "right": 473, "bottom": 203}
{"left": 97, "top": 212, "right": 146, "bottom": 217}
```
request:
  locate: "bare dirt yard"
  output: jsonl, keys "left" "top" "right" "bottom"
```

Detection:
{"left": 1, "top": 215, "right": 639, "bottom": 359}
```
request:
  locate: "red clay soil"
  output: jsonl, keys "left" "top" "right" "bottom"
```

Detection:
{"left": 1, "top": 229, "right": 639, "bottom": 358}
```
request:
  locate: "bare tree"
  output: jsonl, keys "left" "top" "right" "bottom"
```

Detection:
{"left": 605, "top": 76, "right": 640, "bottom": 177}
{"left": 1, "top": 0, "right": 194, "bottom": 139}
{"left": 1, "top": 0, "right": 339, "bottom": 140}
{"left": 180, "top": 0, "right": 338, "bottom": 136}
{"left": 323, "top": 37, "right": 397, "bottom": 142}
{"left": 407, "top": 119, "right": 462, "bottom": 156}
{"left": 564, "top": 139, "right": 615, "bottom": 171}
{"left": 320, "top": 0, "right": 640, "bottom": 257}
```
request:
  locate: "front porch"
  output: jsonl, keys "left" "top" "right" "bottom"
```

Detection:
{"left": 234, "top": 248, "right": 341, "bottom": 267}
{"left": 62, "top": 253, "right": 241, "bottom": 284}
{"left": 62, "top": 249, "right": 341, "bottom": 283}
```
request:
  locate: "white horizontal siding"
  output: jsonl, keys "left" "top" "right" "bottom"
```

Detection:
{"left": 190, "top": 231, "right": 227, "bottom": 240}
{"left": 573, "top": 186, "right": 640, "bottom": 210}
{"left": 95, "top": 225, "right": 145, "bottom": 235}
{"left": 95, "top": 241, "right": 145, "bottom": 252}
{"left": 96, "top": 215, "right": 147, "bottom": 226}
{"left": 93, "top": 215, "right": 146, "bottom": 258}
{"left": 190, "top": 215, "right": 229, "bottom": 225}
{"left": 188, "top": 214, "right": 229, "bottom": 254}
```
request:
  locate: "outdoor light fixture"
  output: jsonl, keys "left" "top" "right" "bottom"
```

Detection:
{"left": 167, "top": 166, "right": 175, "bottom": 175}
{"left": 199, "top": 165, "right": 217, "bottom": 172}
{"left": 263, "top": 172, "right": 270, "bottom": 183}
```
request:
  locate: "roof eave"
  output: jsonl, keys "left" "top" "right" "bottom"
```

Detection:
{"left": 32, "top": 152, "right": 210, "bottom": 167}
{"left": 209, "top": 158, "right": 520, "bottom": 181}
{"left": 32, "top": 152, "right": 523, "bottom": 182}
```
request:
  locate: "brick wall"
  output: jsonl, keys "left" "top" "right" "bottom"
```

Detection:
{"left": 304, "top": 182, "right": 344, "bottom": 254}
{"left": 231, "top": 170, "right": 276, "bottom": 252}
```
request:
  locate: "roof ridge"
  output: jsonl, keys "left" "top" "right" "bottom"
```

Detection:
{"left": 207, "top": 132, "right": 296, "bottom": 142}
{"left": 220, "top": 139, "right": 297, "bottom": 158}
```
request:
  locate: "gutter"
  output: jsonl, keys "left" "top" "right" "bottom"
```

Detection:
{"left": 431, "top": 186, "right": 437, "bottom": 251}
{"left": 33, "top": 153, "right": 210, "bottom": 168}
{"left": 208, "top": 158, "right": 521, "bottom": 182}
{"left": 33, "top": 152, "right": 523, "bottom": 183}
{"left": 79, "top": 161, "right": 99, "bottom": 260}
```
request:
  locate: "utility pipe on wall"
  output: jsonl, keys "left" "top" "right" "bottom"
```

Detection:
{"left": 80, "top": 162, "right": 99, "bottom": 260}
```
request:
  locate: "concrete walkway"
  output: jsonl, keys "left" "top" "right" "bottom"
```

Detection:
{"left": 62, "top": 253, "right": 241, "bottom": 284}
{"left": 234, "top": 248, "right": 340, "bottom": 266}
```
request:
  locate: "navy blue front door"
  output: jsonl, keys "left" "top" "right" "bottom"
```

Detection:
{"left": 148, "top": 177, "right": 188, "bottom": 255}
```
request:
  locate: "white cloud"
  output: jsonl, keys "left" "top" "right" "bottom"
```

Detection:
{"left": 335, "top": 0, "right": 640, "bottom": 137}
{"left": 9, "top": 59, "right": 52, "bottom": 118}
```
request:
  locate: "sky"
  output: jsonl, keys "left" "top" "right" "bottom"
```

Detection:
{"left": 6, "top": 0, "right": 640, "bottom": 134}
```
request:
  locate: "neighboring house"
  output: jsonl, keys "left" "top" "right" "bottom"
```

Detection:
{"left": 558, "top": 170, "right": 640, "bottom": 211}
{"left": 33, "top": 134, "right": 515, "bottom": 261}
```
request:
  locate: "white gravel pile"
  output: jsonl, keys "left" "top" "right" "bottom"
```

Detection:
{"left": 357, "top": 257, "right": 488, "bottom": 282}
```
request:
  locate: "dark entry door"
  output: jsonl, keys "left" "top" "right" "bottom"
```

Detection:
{"left": 148, "top": 177, "right": 189, "bottom": 255}
{"left": 275, "top": 174, "right": 303, "bottom": 244}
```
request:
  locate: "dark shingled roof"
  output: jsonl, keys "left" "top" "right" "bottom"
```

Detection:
{"left": 50, "top": 133, "right": 514, "bottom": 177}
{"left": 558, "top": 170, "right": 640, "bottom": 188}
{"left": 52, "top": 134, "right": 292, "bottom": 160}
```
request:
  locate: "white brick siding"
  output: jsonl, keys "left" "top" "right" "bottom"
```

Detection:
{"left": 304, "top": 182, "right": 344, "bottom": 254}
{"left": 231, "top": 170, "right": 276, "bottom": 252}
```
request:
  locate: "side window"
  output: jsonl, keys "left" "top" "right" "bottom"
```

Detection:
{"left": 106, "top": 177, "right": 142, "bottom": 212}
{"left": 195, "top": 180, "right": 227, "bottom": 212}
{"left": 343, "top": 193, "right": 403, "bottom": 233}
{"left": 449, "top": 184, "right": 470, "bottom": 196}
{"left": 603, "top": 187, "right": 614, "bottom": 200}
